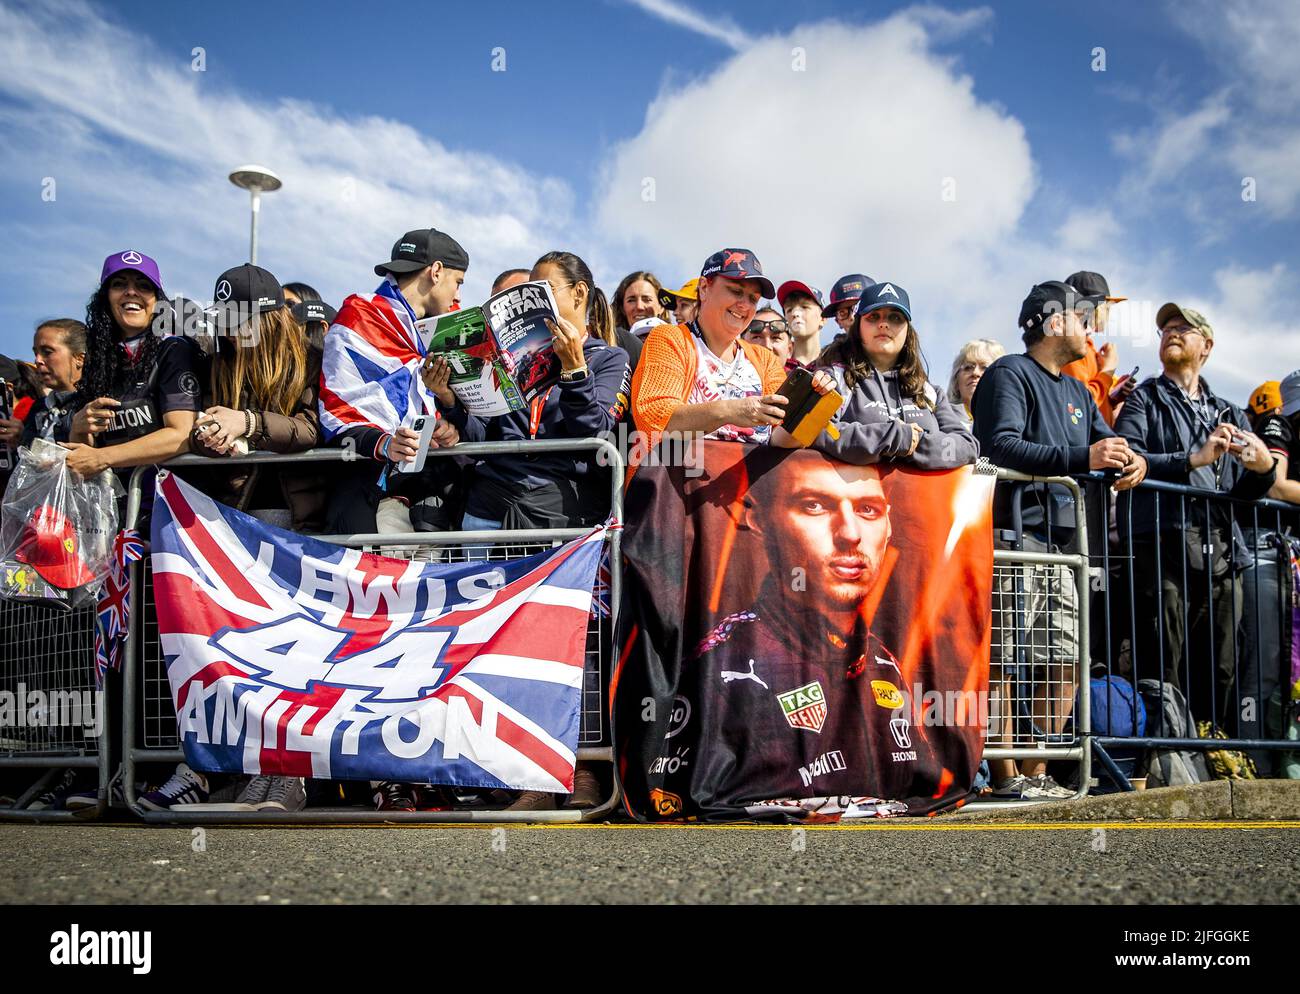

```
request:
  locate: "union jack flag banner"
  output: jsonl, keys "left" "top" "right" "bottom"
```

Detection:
{"left": 318, "top": 277, "right": 435, "bottom": 442}
{"left": 150, "top": 471, "right": 604, "bottom": 792}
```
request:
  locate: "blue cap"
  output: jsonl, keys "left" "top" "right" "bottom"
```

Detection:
{"left": 699, "top": 248, "right": 776, "bottom": 299}
{"left": 822, "top": 273, "right": 873, "bottom": 317}
{"left": 855, "top": 281, "right": 911, "bottom": 322}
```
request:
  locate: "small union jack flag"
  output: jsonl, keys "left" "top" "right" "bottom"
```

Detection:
{"left": 591, "top": 547, "right": 611, "bottom": 619}
{"left": 93, "top": 528, "right": 145, "bottom": 689}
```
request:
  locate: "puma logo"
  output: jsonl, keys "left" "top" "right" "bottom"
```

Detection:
{"left": 721, "top": 658, "right": 769, "bottom": 689}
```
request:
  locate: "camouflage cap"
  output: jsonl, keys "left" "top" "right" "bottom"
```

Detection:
{"left": 1156, "top": 301, "right": 1214, "bottom": 340}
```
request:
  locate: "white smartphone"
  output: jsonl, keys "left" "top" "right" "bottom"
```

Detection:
{"left": 394, "top": 414, "right": 437, "bottom": 474}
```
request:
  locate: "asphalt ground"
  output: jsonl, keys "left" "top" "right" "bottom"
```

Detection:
{"left": 2, "top": 821, "right": 1297, "bottom": 905}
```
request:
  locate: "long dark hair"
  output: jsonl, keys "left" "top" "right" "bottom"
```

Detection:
{"left": 818, "top": 318, "right": 934, "bottom": 410}
{"left": 611, "top": 270, "right": 665, "bottom": 331}
{"left": 534, "top": 251, "right": 615, "bottom": 346}
{"left": 75, "top": 283, "right": 165, "bottom": 406}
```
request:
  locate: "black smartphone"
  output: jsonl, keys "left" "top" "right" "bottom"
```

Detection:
{"left": 776, "top": 366, "right": 813, "bottom": 430}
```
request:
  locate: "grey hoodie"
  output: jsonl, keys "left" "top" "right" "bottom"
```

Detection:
{"left": 814, "top": 362, "right": 979, "bottom": 470}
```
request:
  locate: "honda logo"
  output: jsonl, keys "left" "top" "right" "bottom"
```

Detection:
{"left": 889, "top": 717, "right": 912, "bottom": 749}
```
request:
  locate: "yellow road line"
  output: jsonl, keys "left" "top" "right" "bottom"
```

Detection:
{"left": 55, "top": 819, "right": 1300, "bottom": 832}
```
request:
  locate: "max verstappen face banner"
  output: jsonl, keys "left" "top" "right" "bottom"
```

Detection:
{"left": 150, "top": 471, "right": 602, "bottom": 792}
{"left": 613, "top": 443, "right": 994, "bottom": 821}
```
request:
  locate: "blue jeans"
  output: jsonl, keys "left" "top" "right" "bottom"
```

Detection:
{"left": 461, "top": 511, "right": 502, "bottom": 562}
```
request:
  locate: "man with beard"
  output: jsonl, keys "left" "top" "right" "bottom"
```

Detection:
{"left": 688, "top": 453, "right": 926, "bottom": 807}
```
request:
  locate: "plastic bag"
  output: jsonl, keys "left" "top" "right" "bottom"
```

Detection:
{"left": 0, "top": 438, "right": 118, "bottom": 609}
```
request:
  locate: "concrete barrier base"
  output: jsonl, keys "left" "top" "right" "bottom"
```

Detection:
{"left": 948, "top": 779, "right": 1300, "bottom": 822}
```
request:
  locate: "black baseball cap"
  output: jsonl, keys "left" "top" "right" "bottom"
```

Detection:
{"left": 374, "top": 228, "right": 469, "bottom": 277}
{"left": 1018, "top": 280, "right": 1106, "bottom": 333}
{"left": 210, "top": 264, "right": 285, "bottom": 328}
{"left": 290, "top": 299, "right": 338, "bottom": 326}
{"left": 822, "top": 273, "right": 874, "bottom": 317}
{"left": 1064, "top": 270, "right": 1126, "bottom": 304}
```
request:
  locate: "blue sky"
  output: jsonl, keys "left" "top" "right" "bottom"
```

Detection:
{"left": 0, "top": 0, "right": 1296, "bottom": 400}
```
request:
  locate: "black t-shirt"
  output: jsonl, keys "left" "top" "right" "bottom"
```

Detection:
{"left": 1258, "top": 413, "right": 1298, "bottom": 483}
{"left": 100, "top": 337, "right": 204, "bottom": 447}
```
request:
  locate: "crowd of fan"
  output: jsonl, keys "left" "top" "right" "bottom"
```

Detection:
{"left": 2, "top": 227, "right": 1297, "bottom": 813}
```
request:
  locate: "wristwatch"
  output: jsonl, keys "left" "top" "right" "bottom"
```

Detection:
{"left": 560, "top": 366, "right": 589, "bottom": 382}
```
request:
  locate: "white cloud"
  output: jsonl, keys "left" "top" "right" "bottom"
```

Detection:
{"left": 1174, "top": 0, "right": 1300, "bottom": 107}
{"left": 900, "top": 4, "right": 995, "bottom": 43}
{"left": 593, "top": 10, "right": 1037, "bottom": 369}
{"left": 1145, "top": 0, "right": 1300, "bottom": 221}
{"left": 0, "top": 0, "right": 574, "bottom": 340}
{"left": 1113, "top": 95, "right": 1232, "bottom": 196}
{"left": 623, "top": 0, "right": 754, "bottom": 52}
{"left": 1, "top": 0, "right": 1292, "bottom": 406}
{"left": 1097, "top": 262, "right": 1295, "bottom": 401}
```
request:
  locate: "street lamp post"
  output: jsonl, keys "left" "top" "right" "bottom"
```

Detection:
{"left": 228, "top": 165, "right": 282, "bottom": 266}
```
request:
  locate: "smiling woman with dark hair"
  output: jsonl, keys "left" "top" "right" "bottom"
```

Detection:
{"left": 62, "top": 250, "right": 204, "bottom": 485}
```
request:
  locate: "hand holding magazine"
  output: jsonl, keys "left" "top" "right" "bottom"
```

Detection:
{"left": 415, "top": 280, "right": 563, "bottom": 417}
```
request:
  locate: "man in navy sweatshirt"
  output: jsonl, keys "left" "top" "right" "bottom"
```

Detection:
{"left": 971, "top": 280, "right": 1148, "bottom": 800}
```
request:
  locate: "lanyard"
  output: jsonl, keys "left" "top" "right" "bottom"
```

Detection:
{"left": 1176, "top": 385, "right": 1219, "bottom": 439}
{"left": 528, "top": 386, "right": 556, "bottom": 440}
{"left": 1168, "top": 378, "right": 1230, "bottom": 486}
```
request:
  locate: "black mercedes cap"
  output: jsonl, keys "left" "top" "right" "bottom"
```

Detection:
{"left": 374, "top": 228, "right": 470, "bottom": 277}
{"left": 211, "top": 263, "right": 285, "bottom": 328}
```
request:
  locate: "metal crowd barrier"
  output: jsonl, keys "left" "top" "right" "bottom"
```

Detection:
{"left": 14, "top": 446, "right": 1291, "bottom": 821}
{"left": 1077, "top": 474, "right": 1299, "bottom": 791}
{"left": 971, "top": 467, "right": 1092, "bottom": 806}
{"left": 119, "top": 439, "right": 625, "bottom": 823}
{"left": 0, "top": 597, "right": 111, "bottom": 821}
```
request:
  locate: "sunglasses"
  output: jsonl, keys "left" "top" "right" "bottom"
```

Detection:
{"left": 745, "top": 319, "right": 790, "bottom": 337}
{"left": 860, "top": 309, "right": 907, "bottom": 328}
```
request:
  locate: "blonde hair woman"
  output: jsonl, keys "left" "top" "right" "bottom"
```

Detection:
{"left": 947, "top": 338, "right": 1006, "bottom": 421}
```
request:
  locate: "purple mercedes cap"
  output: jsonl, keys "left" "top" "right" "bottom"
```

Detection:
{"left": 100, "top": 249, "right": 164, "bottom": 295}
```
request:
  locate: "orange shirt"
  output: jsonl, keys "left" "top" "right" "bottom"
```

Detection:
{"left": 1061, "top": 338, "right": 1116, "bottom": 424}
{"left": 631, "top": 322, "right": 786, "bottom": 438}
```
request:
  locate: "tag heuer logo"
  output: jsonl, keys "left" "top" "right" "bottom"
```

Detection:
{"left": 871, "top": 679, "right": 903, "bottom": 709}
{"left": 649, "top": 787, "right": 682, "bottom": 817}
{"left": 778, "top": 681, "right": 827, "bottom": 733}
